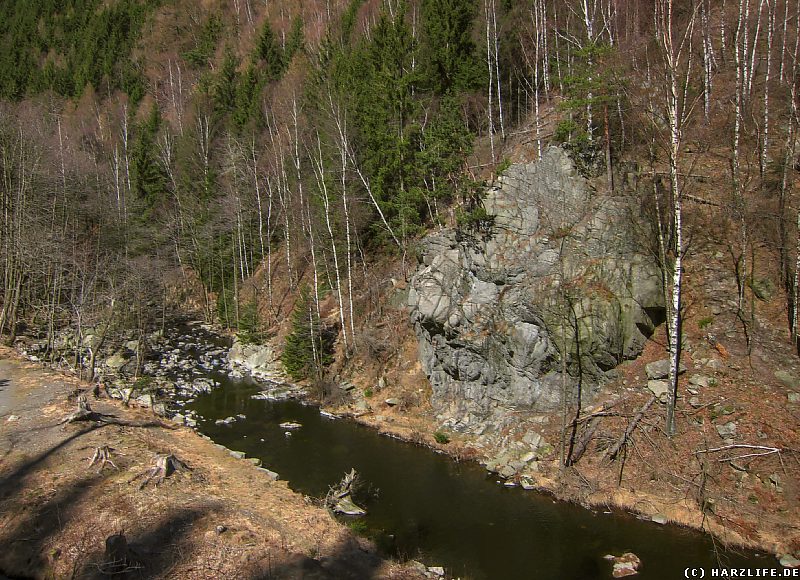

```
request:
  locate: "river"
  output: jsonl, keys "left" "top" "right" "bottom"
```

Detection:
{"left": 144, "top": 322, "right": 777, "bottom": 579}
{"left": 181, "top": 380, "right": 776, "bottom": 578}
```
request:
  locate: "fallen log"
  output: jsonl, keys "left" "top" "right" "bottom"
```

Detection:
{"left": 569, "top": 417, "right": 601, "bottom": 465}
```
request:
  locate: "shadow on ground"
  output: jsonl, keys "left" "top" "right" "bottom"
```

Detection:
{"left": 246, "top": 534, "right": 386, "bottom": 580}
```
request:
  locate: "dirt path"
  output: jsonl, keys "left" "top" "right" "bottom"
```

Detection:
{"left": 0, "top": 351, "right": 414, "bottom": 579}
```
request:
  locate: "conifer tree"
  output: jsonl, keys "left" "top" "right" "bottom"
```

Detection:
{"left": 131, "top": 105, "right": 168, "bottom": 212}
{"left": 281, "top": 284, "right": 334, "bottom": 380}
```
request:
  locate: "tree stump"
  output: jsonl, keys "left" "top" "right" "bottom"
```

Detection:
{"left": 130, "top": 454, "right": 189, "bottom": 489}
{"left": 99, "top": 531, "right": 139, "bottom": 575}
{"left": 60, "top": 396, "right": 113, "bottom": 425}
{"left": 325, "top": 468, "right": 366, "bottom": 516}
{"left": 87, "top": 445, "right": 118, "bottom": 472}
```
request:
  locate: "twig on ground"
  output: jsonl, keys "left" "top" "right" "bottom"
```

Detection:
{"left": 696, "top": 444, "right": 782, "bottom": 463}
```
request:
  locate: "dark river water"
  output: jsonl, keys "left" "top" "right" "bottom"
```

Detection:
{"left": 183, "top": 370, "right": 778, "bottom": 579}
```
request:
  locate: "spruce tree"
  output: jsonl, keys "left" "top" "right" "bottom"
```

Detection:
{"left": 281, "top": 285, "right": 334, "bottom": 380}
{"left": 131, "top": 105, "right": 168, "bottom": 211}
{"left": 255, "top": 20, "right": 284, "bottom": 81}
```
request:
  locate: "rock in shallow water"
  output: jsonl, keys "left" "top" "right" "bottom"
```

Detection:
{"left": 604, "top": 553, "right": 641, "bottom": 577}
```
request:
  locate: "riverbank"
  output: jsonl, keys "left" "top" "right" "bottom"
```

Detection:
{"left": 321, "top": 329, "right": 800, "bottom": 566}
{"left": 0, "top": 348, "right": 418, "bottom": 579}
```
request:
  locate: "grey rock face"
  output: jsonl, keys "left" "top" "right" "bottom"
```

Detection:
{"left": 408, "top": 147, "right": 664, "bottom": 429}
{"left": 228, "top": 339, "right": 282, "bottom": 381}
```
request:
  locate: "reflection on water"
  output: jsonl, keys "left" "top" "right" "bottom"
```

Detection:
{"left": 186, "top": 374, "right": 777, "bottom": 580}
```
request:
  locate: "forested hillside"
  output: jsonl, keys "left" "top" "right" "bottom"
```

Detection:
{"left": 3, "top": 0, "right": 800, "bottom": 565}
{"left": 1, "top": 0, "right": 799, "bottom": 454}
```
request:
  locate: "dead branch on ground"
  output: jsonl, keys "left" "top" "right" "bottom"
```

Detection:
{"left": 696, "top": 444, "right": 782, "bottom": 463}
{"left": 606, "top": 395, "right": 657, "bottom": 461}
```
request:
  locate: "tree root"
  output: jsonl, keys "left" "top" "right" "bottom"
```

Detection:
{"left": 325, "top": 468, "right": 366, "bottom": 515}
{"left": 129, "top": 454, "right": 190, "bottom": 489}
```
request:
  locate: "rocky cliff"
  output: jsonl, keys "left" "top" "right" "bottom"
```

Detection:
{"left": 408, "top": 147, "right": 664, "bottom": 432}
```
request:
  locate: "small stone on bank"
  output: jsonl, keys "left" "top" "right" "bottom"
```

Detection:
{"left": 779, "top": 554, "right": 800, "bottom": 568}
{"left": 647, "top": 380, "right": 669, "bottom": 402}
{"left": 257, "top": 467, "right": 279, "bottom": 481}
{"left": 715, "top": 421, "right": 737, "bottom": 439}
{"left": 775, "top": 370, "right": 800, "bottom": 390}
{"left": 407, "top": 561, "right": 428, "bottom": 575}
{"left": 651, "top": 514, "right": 668, "bottom": 525}
{"left": 689, "top": 375, "right": 715, "bottom": 388}
{"left": 645, "top": 359, "right": 686, "bottom": 380}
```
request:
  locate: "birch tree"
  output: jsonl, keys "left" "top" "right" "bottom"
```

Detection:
{"left": 654, "top": 0, "right": 697, "bottom": 437}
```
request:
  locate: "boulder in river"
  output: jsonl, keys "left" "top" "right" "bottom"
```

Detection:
{"left": 779, "top": 554, "right": 800, "bottom": 568}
